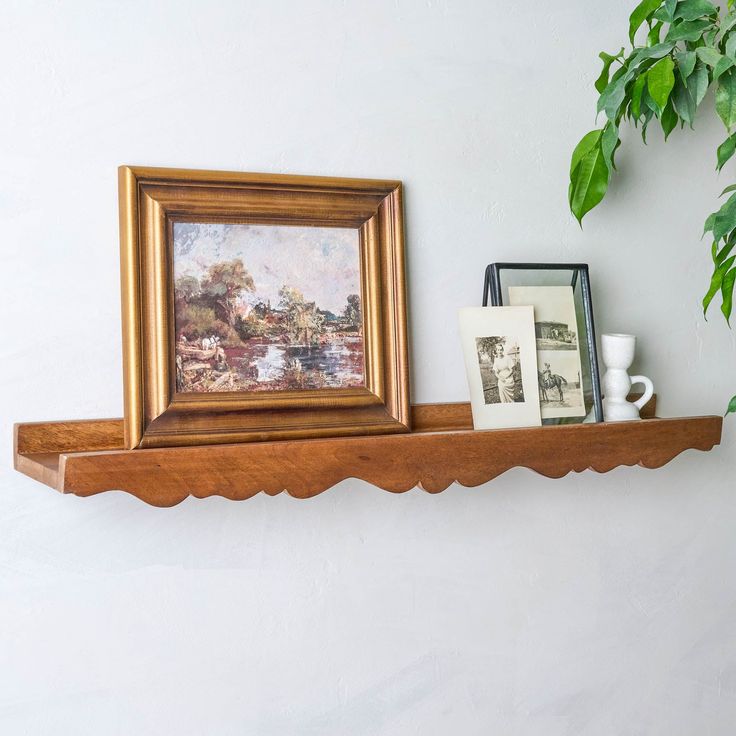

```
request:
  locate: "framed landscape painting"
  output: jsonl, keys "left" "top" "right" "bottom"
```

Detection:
{"left": 119, "top": 167, "right": 410, "bottom": 449}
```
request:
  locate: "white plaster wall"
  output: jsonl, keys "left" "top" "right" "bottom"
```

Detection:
{"left": 1, "top": 1, "right": 735, "bottom": 733}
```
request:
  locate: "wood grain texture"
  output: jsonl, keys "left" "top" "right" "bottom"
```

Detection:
{"left": 13, "top": 400, "right": 721, "bottom": 508}
{"left": 13, "top": 394, "right": 657, "bottom": 455}
{"left": 15, "top": 419, "right": 124, "bottom": 454}
{"left": 411, "top": 394, "right": 657, "bottom": 432}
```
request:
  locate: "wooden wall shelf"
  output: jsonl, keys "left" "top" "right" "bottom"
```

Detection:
{"left": 13, "top": 397, "right": 723, "bottom": 507}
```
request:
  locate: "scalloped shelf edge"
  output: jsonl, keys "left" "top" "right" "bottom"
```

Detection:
{"left": 13, "top": 400, "right": 723, "bottom": 508}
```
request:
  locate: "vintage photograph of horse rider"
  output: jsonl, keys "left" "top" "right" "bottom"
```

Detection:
{"left": 536, "top": 351, "right": 584, "bottom": 414}
{"left": 507, "top": 285, "right": 586, "bottom": 419}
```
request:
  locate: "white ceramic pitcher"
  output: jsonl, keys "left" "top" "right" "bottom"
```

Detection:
{"left": 601, "top": 333, "right": 654, "bottom": 421}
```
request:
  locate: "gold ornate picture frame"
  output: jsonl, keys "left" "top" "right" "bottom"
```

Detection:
{"left": 119, "top": 166, "right": 410, "bottom": 449}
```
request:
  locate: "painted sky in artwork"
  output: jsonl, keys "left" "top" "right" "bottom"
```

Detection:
{"left": 173, "top": 222, "right": 361, "bottom": 314}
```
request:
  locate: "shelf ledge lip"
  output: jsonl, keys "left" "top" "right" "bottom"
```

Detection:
{"left": 13, "top": 407, "right": 724, "bottom": 507}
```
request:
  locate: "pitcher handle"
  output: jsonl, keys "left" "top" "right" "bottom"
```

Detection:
{"left": 630, "top": 375, "right": 654, "bottom": 411}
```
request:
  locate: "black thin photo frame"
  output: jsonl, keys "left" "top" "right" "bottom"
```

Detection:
{"left": 483, "top": 263, "right": 604, "bottom": 424}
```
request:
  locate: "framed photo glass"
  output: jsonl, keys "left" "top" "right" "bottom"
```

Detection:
{"left": 119, "top": 167, "right": 410, "bottom": 448}
{"left": 483, "top": 263, "right": 603, "bottom": 425}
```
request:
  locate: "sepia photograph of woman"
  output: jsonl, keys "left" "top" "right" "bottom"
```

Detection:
{"left": 475, "top": 336, "right": 525, "bottom": 405}
{"left": 492, "top": 342, "right": 516, "bottom": 403}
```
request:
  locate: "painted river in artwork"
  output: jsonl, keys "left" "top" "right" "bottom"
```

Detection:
{"left": 177, "top": 335, "right": 364, "bottom": 393}
{"left": 226, "top": 335, "right": 363, "bottom": 388}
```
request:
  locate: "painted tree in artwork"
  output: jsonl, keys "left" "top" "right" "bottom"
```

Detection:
{"left": 174, "top": 275, "right": 216, "bottom": 339}
{"left": 344, "top": 293, "right": 362, "bottom": 329}
{"left": 174, "top": 275, "right": 200, "bottom": 303}
{"left": 278, "top": 285, "right": 325, "bottom": 343}
{"left": 200, "top": 259, "right": 255, "bottom": 327}
{"left": 278, "top": 285, "right": 305, "bottom": 312}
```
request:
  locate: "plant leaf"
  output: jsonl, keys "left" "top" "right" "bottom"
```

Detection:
{"left": 648, "top": 56, "right": 676, "bottom": 109}
{"left": 595, "top": 49, "right": 625, "bottom": 93}
{"left": 676, "top": 50, "right": 697, "bottom": 81}
{"left": 643, "top": 83, "right": 659, "bottom": 114}
{"left": 703, "top": 267, "right": 724, "bottom": 315}
{"left": 672, "top": 74, "right": 697, "bottom": 126}
{"left": 634, "top": 42, "right": 676, "bottom": 62}
{"left": 631, "top": 73, "right": 648, "bottom": 119}
{"left": 569, "top": 130, "right": 603, "bottom": 177}
{"left": 713, "top": 193, "right": 736, "bottom": 241}
{"left": 721, "top": 267, "right": 736, "bottom": 322}
{"left": 665, "top": 19, "right": 714, "bottom": 42}
{"left": 703, "top": 256, "right": 736, "bottom": 314}
{"left": 647, "top": 20, "right": 664, "bottom": 46}
{"left": 610, "top": 56, "right": 633, "bottom": 85}
{"left": 674, "top": 0, "right": 718, "bottom": 21}
{"left": 641, "top": 107, "right": 655, "bottom": 142}
{"left": 715, "top": 236, "right": 736, "bottom": 265}
{"left": 653, "top": 1, "right": 675, "bottom": 22}
{"left": 714, "top": 55, "right": 735, "bottom": 82}
{"left": 601, "top": 122, "right": 620, "bottom": 170}
{"left": 704, "top": 212, "right": 717, "bottom": 235}
{"left": 721, "top": 184, "right": 736, "bottom": 196}
{"left": 598, "top": 72, "right": 635, "bottom": 120}
{"left": 696, "top": 45, "right": 723, "bottom": 67}
{"left": 721, "top": 10, "right": 736, "bottom": 36}
{"left": 569, "top": 139, "right": 610, "bottom": 225}
{"left": 725, "top": 395, "right": 736, "bottom": 416}
{"left": 661, "top": 99, "right": 678, "bottom": 138}
{"left": 691, "top": 62, "right": 710, "bottom": 106}
{"left": 630, "top": 0, "right": 666, "bottom": 44}
{"left": 717, "top": 69, "right": 736, "bottom": 130}
{"left": 717, "top": 134, "right": 736, "bottom": 171}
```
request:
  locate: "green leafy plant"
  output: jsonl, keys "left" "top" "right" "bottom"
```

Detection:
{"left": 570, "top": 0, "right": 736, "bottom": 414}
